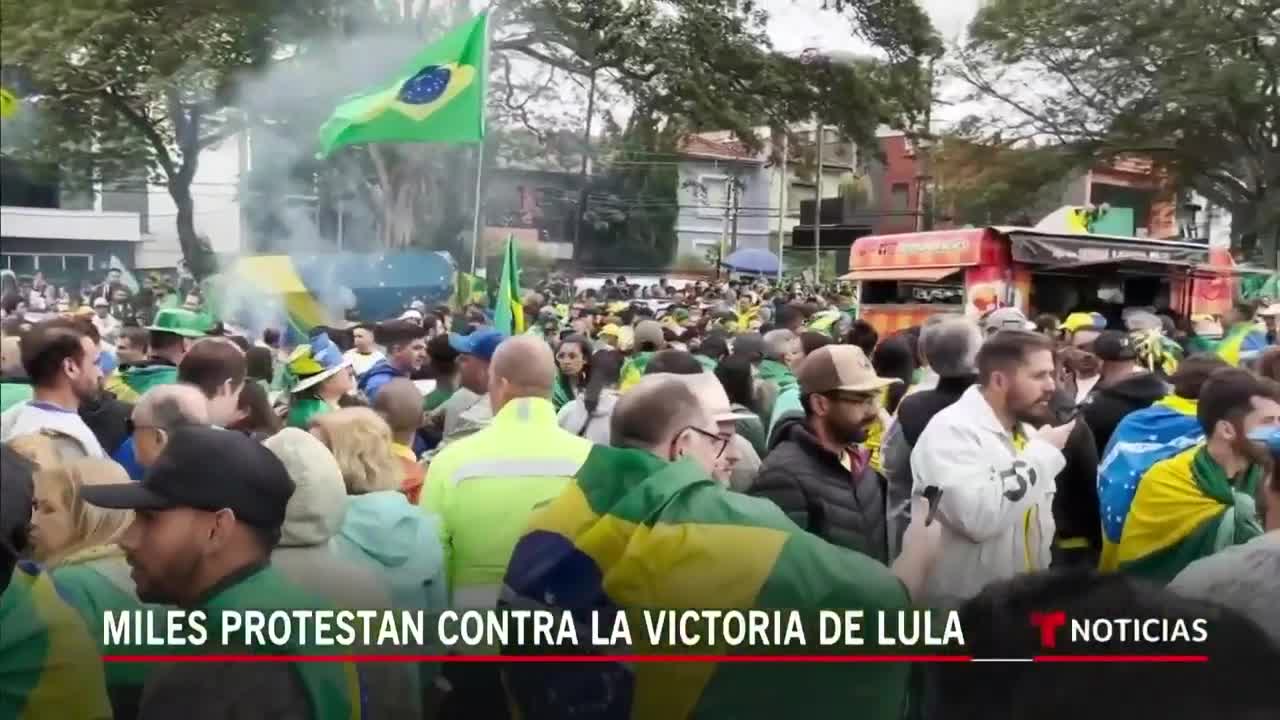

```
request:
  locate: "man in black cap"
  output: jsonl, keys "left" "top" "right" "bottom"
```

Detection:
{"left": 81, "top": 426, "right": 360, "bottom": 720}
{"left": 1081, "top": 330, "right": 1167, "bottom": 451}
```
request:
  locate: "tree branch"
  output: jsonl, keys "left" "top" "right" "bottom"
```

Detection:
{"left": 102, "top": 89, "right": 179, "bottom": 181}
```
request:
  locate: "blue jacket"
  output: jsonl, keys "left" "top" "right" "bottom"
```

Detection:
{"left": 331, "top": 491, "right": 448, "bottom": 613}
{"left": 357, "top": 359, "right": 405, "bottom": 402}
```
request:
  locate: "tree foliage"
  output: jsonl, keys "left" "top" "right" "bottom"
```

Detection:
{"left": 4, "top": 0, "right": 942, "bottom": 271}
{"left": 932, "top": 138, "right": 1082, "bottom": 226}
{"left": 0, "top": 0, "right": 330, "bottom": 277}
{"left": 951, "top": 0, "right": 1279, "bottom": 259}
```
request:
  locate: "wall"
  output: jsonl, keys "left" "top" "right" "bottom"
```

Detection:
{"left": 874, "top": 134, "right": 922, "bottom": 235}
{"left": 135, "top": 133, "right": 245, "bottom": 268}
{"left": 675, "top": 158, "right": 771, "bottom": 258}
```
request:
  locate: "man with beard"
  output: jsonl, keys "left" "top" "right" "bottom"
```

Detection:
{"left": 751, "top": 345, "right": 900, "bottom": 561}
{"left": 1110, "top": 369, "right": 1279, "bottom": 582}
{"left": 0, "top": 318, "right": 105, "bottom": 456}
{"left": 81, "top": 427, "right": 361, "bottom": 719}
{"left": 911, "top": 330, "right": 1075, "bottom": 606}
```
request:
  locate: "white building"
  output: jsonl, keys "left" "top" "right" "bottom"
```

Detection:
{"left": 0, "top": 133, "right": 245, "bottom": 280}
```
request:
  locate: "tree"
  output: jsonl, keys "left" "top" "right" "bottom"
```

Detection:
{"left": 951, "top": 0, "right": 1279, "bottom": 260}
{"left": 250, "top": 0, "right": 942, "bottom": 265}
{"left": 932, "top": 137, "right": 1082, "bottom": 226}
{"left": 0, "top": 0, "right": 329, "bottom": 278}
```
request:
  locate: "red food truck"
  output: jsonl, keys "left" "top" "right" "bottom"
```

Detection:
{"left": 842, "top": 224, "right": 1235, "bottom": 338}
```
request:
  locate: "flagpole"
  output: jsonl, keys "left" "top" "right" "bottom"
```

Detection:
{"left": 468, "top": 8, "right": 492, "bottom": 275}
{"left": 469, "top": 141, "right": 485, "bottom": 274}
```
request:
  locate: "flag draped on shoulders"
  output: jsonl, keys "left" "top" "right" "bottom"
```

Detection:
{"left": 501, "top": 446, "right": 912, "bottom": 720}
{"left": 317, "top": 12, "right": 487, "bottom": 157}
{"left": 1097, "top": 395, "right": 1204, "bottom": 571}
{"left": 0, "top": 565, "right": 112, "bottom": 719}
{"left": 493, "top": 236, "right": 524, "bottom": 335}
{"left": 1112, "top": 445, "right": 1263, "bottom": 583}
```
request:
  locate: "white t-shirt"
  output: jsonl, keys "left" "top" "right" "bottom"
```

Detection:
{"left": 344, "top": 349, "right": 385, "bottom": 378}
{"left": 0, "top": 400, "right": 106, "bottom": 458}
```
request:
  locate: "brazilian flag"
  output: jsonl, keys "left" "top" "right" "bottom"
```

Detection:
{"left": 501, "top": 447, "right": 913, "bottom": 720}
{"left": 493, "top": 235, "right": 524, "bottom": 335}
{"left": 317, "top": 12, "right": 488, "bottom": 157}
{"left": 0, "top": 565, "right": 112, "bottom": 719}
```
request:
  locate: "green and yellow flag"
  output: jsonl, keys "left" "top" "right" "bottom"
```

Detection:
{"left": 502, "top": 447, "right": 914, "bottom": 719}
{"left": 317, "top": 12, "right": 488, "bottom": 157}
{"left": 493, "top": 235, "right": 523, "bottom": 335}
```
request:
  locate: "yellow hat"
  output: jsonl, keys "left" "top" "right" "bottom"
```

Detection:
{"left": 1062, "top": 312, "right": 1105, "bottom": 333}
{"left": 598, "top": 323, "right": 622, "bottom": 337}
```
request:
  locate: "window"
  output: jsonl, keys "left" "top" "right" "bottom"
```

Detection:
{"left": 789, "top": 184, "right": 815, "bottom": 214}
{"left": 0, "top": 254, "right": 93, "bottom": 275}
{"left": 697, "top": 175, "right": 729, "bottom": 217}
{"left": 890, "top": 183, "right": 911, "bottom": 213}
{"left": 4, "top": 254, "right": 36, "bottom": 274}
{"left": 63, "top": 255, "right": 90, "bottom": 274}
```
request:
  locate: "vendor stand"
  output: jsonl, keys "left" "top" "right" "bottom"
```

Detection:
{"left": 842, "top": 225, "right": 1235, "bottom": 338}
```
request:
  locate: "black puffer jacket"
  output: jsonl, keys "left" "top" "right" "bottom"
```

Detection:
{"left": 1081, "top": 371, "right": 1168, "bottom": 452}
{"left": 750, "top": 415, "right": 888, "bottom": 562}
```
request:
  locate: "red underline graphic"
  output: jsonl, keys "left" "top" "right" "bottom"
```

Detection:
{"left": 103, "top": 654, "right": 974, "bottom": 663}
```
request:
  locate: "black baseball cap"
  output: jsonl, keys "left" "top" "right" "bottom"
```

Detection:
{"left": 1090, "top": 330, "right": 1138, "bottom": 362}
{"left": 81, "top": 426, "right": 295, "bottom": 530}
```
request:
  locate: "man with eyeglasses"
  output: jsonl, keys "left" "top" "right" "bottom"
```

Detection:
{"left": 610, "top": 374, "right": 728, "bottom": 477}
{"left": 751, "top": 345, "right": 901, "bottom": 561}
{"left": 128, "top": 384, "right": 210, "bottom": 469}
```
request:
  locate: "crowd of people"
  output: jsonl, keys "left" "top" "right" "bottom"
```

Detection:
{"left": 1, "top": 269, "right": 1279, "bottom": 719}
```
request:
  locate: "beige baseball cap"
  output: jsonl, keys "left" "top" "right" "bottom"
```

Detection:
{"left": 797, "top": 345, "right": 901, "bottom": 395}
{"left": 1258, "top": 303, "right": 1280, "bottom": 318}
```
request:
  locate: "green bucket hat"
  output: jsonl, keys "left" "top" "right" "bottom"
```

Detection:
{"left": 145, "top": 308, "right": 209, "bottom": 338}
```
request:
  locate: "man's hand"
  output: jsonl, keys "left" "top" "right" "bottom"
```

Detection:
{"left": 892, "top": 495, "right": 944, "bottom": 601}
{"left": 1033, "top": 420, "right": 1076, "bottom": 450}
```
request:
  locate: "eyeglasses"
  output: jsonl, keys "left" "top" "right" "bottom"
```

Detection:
{"left": 825, "top": 392, "right": 878, "bottom": 409}
{"left": 678, "top": 425, "right": 730, "bottom": 459}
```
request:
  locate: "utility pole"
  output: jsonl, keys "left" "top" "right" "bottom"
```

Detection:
{"left": 814, "top": 120, "right": 824, "bottom": 283}
{"left": 776, "top": 132, "right": 788, "bottom": 282}
{"left": 729, "top": 174, "right": 740, "bottom": 254}
{"left": 571, "top": 69, "right": 598, "bottom": 260}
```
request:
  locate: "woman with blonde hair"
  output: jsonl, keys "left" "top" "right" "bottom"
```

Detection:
{"left": 33, "top": 458, "right": 152, "bottom": 717}
{"left": 311, "top": 408, "right": 447, "bottom": 613}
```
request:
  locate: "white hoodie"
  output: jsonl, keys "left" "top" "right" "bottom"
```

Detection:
{"left": 910, "top": 385, "right": 1064, "bottom": 606}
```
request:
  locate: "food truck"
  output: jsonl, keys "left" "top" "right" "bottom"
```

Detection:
{"left": 842, "top": 215, "right": 1235, "bottom": 337}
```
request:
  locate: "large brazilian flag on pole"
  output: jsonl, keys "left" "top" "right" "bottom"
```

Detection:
{"left": 317, "top": 12, "right": 488, "bottom": 157}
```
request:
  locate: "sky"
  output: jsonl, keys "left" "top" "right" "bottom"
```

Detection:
{"left": 763, "top": 0, "right": 985, "bottom": 128}
{"left": 764, "top": 0, "right": 980, "bottom": 54}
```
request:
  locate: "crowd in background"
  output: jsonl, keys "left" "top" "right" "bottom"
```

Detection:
{"left": 1, "top": 266, "right": 1279, "bottom": 719}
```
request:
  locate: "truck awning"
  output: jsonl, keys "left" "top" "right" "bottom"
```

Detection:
{"left": 841, "top": 266, "right": 961, "bottom": 282}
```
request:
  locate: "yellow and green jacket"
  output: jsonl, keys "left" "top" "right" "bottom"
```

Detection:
{"left": 1112, "top": 445, "right": 1264, "bottom": 584}
{"left": 0, "top": 564, "right": 111, "bottom": 720}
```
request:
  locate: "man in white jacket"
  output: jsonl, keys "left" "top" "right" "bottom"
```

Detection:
{"left": 911, "top": 329, "right": 1076, "bottom": 606}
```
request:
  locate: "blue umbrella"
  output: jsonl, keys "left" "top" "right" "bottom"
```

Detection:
{"left": 722, "top": 248, "right": 781, "bottom": 275}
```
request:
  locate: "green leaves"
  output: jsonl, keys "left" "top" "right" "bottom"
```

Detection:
{"left": 953, "top": 0, "right": 1279, "bottom": 255}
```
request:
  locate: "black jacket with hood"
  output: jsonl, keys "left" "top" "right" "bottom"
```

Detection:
{"left": 1081, "top": 371, "right": 1168, "bottom": 452}
{"left": 749, "top": 415, "right": 888, "bottom": 562}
